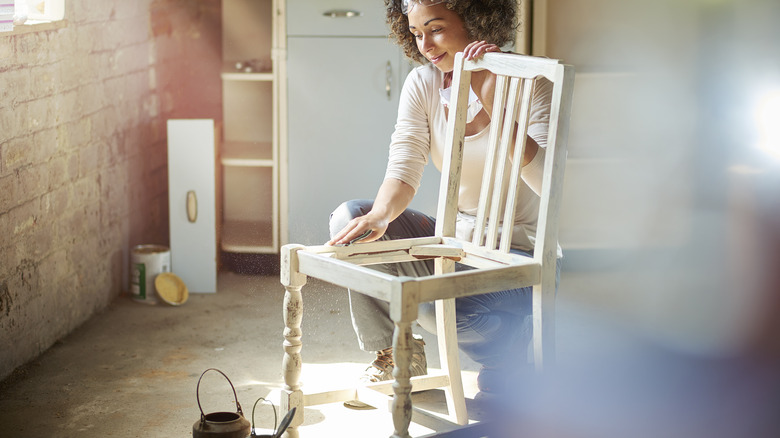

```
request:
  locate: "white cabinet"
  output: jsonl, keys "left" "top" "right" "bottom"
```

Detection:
{"left": 220, "top": 0, "right": 283, "bottom": 254}
{"left": 167, "top": 119, "right": 219, "bottom": 293}
{"left": 285, "top": 0, "right": 439, "bottom": 245}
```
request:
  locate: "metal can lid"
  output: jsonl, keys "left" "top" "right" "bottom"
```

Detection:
{"left": 155, "top": 273, "right": 188, "bottom": 306}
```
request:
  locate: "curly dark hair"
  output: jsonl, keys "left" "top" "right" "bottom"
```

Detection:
{"left": 385, "top": 0, "right": 518, "bottom": 64}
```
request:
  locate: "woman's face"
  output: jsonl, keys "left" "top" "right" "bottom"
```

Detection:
{"left": 407, "top": 4, "right": 471, "bottom": 73}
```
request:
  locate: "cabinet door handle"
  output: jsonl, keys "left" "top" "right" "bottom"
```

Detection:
{"left": 186, "top": 190, "right": 198, "bottom": 223}
{"left": 386, "top": 61, "right": 392, "bottom": 100}
{"left": 323, "top": 9, "right": 362, "bottom": 18}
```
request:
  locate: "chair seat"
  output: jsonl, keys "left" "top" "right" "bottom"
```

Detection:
{"left": 295, "top": 242, "right": 541, "bottom": 303}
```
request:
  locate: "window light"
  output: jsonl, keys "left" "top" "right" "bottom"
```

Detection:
{"left": 755, "top": 88, "right": 780, "bottom": 161}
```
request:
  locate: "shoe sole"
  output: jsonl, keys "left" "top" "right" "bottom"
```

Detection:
{"left": 343, "top": 399, "right": 377, "bottom": 410}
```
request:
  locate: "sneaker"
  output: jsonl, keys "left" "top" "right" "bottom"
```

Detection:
{"left": 476, "top": 314, "right": 533, "bottom": 396}
{"left": 476, "top": 366, "right": 505, "bottom": 394}
{"left": 472, "top": 366, "right": 513, "bottom": 413}
{"left": 361, "top": 335, "right": 428, "bottom": 383}
{"left": 475, "top": 362, "right": 534, "bottom": 405}
{"left": 344, "top": 335, "right": 427, "bottom": 409}
{"left": 360, "top": 346, "right": 395, "bottom": 383}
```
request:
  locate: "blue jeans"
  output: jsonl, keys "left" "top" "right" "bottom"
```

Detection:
{"left": 329, "top": 199, "right": 560, "bottom": 368}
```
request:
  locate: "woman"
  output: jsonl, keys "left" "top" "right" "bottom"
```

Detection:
{"left": 328, "top": 0, "right": 558, "bottom": 399}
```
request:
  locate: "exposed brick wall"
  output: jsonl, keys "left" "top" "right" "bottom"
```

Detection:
{"left": 0, "top": 0, "right": 221, "bottom": 381}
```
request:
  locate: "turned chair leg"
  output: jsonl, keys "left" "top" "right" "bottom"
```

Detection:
{"left": 281, "top": 283, "right": 304, "bottom": 437}
{"left": 281, "top": 246, "right": 306, "bottom": 437}
{"left": 391, "top": 322, "right": 414, "bottom": 438}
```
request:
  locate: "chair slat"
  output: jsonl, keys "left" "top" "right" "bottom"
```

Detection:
{"left": 485, "top": 76, "right": 522, "bottom": 250}
{"left": 499, "top": 78, "right": 536, "bottom": 253}
{"left": 472, "top": 74, "right": 509, "bottom": 247}
{"left": 435, "top": 57, "right": 472, "bottom": 238}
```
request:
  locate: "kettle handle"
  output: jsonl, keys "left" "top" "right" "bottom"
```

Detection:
{"left": 195, "top": 368, "right": 244, "bottom": 420}
{"left": 250, "top": 397, "right": 277, "bottom": 437}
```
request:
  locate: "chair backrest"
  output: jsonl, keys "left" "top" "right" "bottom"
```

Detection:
{"left": 434, "top": 52, "right": 575, "bottom": 265}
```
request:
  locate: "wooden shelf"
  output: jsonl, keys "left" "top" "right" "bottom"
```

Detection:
{"left": 218, "top": 0, "right": 281, "bottom": 256}
{"left": 221, "top": 140, "right": 274, "bottom": 167}
{"left": 221, "top": 219, "right": 275, "bottom": 253}
{"left": 221, "top": 63, "right": 273, "bottom": 81}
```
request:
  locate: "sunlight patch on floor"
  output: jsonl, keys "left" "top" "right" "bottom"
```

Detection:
{"left": 261, "top": 363, "right": 481, "bottom": 437}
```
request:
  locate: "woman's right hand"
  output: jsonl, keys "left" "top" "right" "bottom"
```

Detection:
{"left": 327, "top": 178, "right": 415, "bottom": 246}
{"left": 327, "top": 213, "right": 389, "bottom": 246}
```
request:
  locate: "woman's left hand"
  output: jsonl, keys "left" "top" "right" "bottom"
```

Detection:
{"left": 463, "top": 41, "right": 500, "bottom": 117}
{"left": 463, "top": 41, "right": 500, "bottom": 115}
{"left": 463, "top": 41, "right": 501, "bottom": 61}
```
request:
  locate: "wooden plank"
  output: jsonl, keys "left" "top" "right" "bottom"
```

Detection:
{"left": 499, "top": 78, "right": 535, "bottom": 253}
{"left": 367, "top": 373, "right": 452, "bottom": 396}
{"left": 416, "top": 264, "right": 540, "bottom": 303}
{"left": 302, "top": 373, "right": 452, "bottom": 407}
{"left": 435, "top": 298, "right": 468, "bottom": 425}
{"left": 355, "top": 388, "right": 462, "bottom": 433}
{"left": 221, "top": 140, "right": 274, "bottom": 166}
{"left": 343, "top": 250, "right": 420, "bottom": 266}
{"left": 296, "top": 251, "right": 398, "bottom": 301}
{"left": 302, "top": 236, "right": 442, "bottom": 256}
{"left": 463, "top": 52, "right": 559, "bottom": 81}
{"left": 533, "top": 64, "right": 574, "bottom": 268}
{"left": 304, "top": 389, "right": 357, "bottom": 406}
{"left": 456, "top": 254, "right": 512, "bottom": 270}
{"left": 531, "top": 63, "right": 576, "bottom": 369}
{"left": 408, "top": 406, "right": 462, "bottom": 435}
{"left": 441, "top": 238, "right": 537, "bottom": 265}
{"left": 356, "top": 386, "right": 393, "bottom": 410}
{"left": 473, "top": 75, "right": 509, "bottom": 247}
{"left": 485, "top": 76, "right": 522, "bottom": 249}
{"left": 436, "top": 53, "right": 471, "bottom": 238}
{"left": 409, "top": 245, "right": 466, "bottom": 260}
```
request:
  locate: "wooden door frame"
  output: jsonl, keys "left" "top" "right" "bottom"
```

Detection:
{"left": 515, "top": 0, "right": 547, "bottom": 56}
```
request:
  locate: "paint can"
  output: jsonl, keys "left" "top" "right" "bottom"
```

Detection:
{"left": 130, "top": 244, "right": 171, "bottom": 304}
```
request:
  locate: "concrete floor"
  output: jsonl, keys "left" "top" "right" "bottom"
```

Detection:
{"left": 0, "top": 268, "right": 493, "bottom": 438}
{"left": 5, "top": 254, "right": 775, "bottom": 438}
{"left": 0, "top": 254, "right": 666, "bottom": 438}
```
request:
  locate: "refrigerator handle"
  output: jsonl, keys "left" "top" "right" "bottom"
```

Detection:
{"left": 322, "top": 10, "right": 362, "bottom": 18}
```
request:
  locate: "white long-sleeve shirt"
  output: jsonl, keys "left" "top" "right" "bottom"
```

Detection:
{"left": 384, "top": 63, "right": 553, "bottom": 252}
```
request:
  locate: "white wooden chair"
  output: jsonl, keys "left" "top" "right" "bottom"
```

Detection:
{"left": 280, "top": 52, "right": 575, "bottom": 438}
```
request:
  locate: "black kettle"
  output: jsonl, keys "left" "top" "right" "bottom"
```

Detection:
{"left": 192, "top": 368, "right": 251, "bottom": 438}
